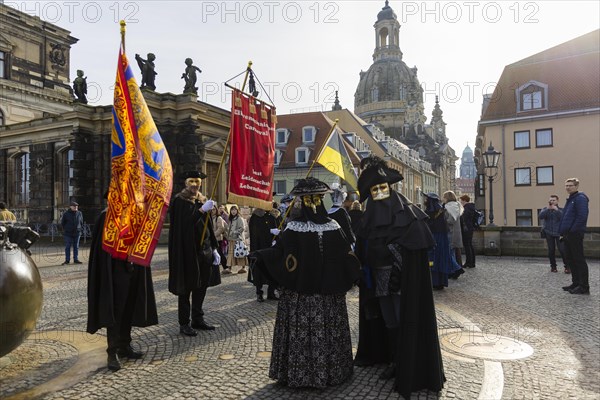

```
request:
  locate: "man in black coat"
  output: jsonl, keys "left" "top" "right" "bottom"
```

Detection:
{"left": 87, "top": 210, "right": 158, "bottom": 372}
{"left": 249, "top": 208, "right": 279, "bottom": 302}
{"left": 168, "top": 171, "right": 221, "bottom": 336}
{"left": 355, "top": 155, "right": 444, "bottom": 399}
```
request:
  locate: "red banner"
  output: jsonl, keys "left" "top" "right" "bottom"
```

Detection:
{"left": 227, "top": 89, "right": 276, "bottom": 210}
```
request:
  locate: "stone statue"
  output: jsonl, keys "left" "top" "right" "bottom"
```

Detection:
{"left": 181, "top": 58, "right": 202, "bottom": 95}
{"left": 72, "top": 70, "right": 88, "bottom": 104}
{"left": 135, "top": 53, "right": 157, "bottom": 91}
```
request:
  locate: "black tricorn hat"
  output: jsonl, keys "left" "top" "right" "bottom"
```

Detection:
{"left": 181, "top": 170, "right": 207, "bottom": 180}
{"left": 422, "top": 192, "right": 440, "bottom": 201}
{"left": 290, "top": 177, "right": 332, "bottom": 196}
{"left": 357, "top": 155, "right": 403, "bottom": 202}
{"left": 280, "top": 193, "right": 294, "bottom": 204}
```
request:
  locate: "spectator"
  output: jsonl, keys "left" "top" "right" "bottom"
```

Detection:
{"left": 423, "top": 192, "right": 456, "bottom": 290}
{"left": 539, "top": 195, "right": 566, "bottom": 273}
{"left": 211, "top": 204, "right": 229, "bottom": 272}
{"left": 249, "top": 207, "right": 279, "bottom": 301}
{"left": 442, "top": 191, "right": 464, "bottom": 277}
{"left": 348, "top": 200, "right": 363, "bottom": 239}
{"left": 60, "top": 201, "right": 84, "bottom": 265}
{"left": 459, "top": 194, "right": 477, "bottom": 269}
{"left": 224, "top": 205, "right": 248, "bottom": 274}
{"left": 218, "top": 204, "right": 229, "bottom": 224}
{"left": 0, "top": 202, "right": 17, "bottom": 222}
{"left": 559, "top": 178, "right": 590, "bottom": 295}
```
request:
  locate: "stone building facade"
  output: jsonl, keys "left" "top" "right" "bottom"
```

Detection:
{"left": 0, "top": 4, "right": 230, "bottom": 229}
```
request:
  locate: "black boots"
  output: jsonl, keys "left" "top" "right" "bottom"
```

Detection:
{"left": 180, "top": 324, "right": 198, "bottom": 336}
{"left": 118, "top": 345, "right": 144, "bottom": 359}
{"left": 107, "top": 353, "right": 121, "bottom": 371}
{"left": 191, "top": 320, "right": 216, "bottom": 330}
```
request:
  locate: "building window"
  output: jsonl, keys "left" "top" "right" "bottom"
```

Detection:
{"left": 14, "top": 152, "right": 30, "bottom": 206}
{"left": 517, "top": 81, "right": 548, "bottom": 112}
{"left": 516, "top": 209, "right": 533, "bottom": 226}
{"left": 302, "top": 126, "right": 315, "bottom": 143}
{"left": 536, "top": 208, "right": 542, "bottom": 226}
{"left": 295, "top": 147, "right": 309, "bottom": 165}
{"left": 536, "top": 129, "right": 553, "bottom": 147}
{"left": 514, "top": 131, "right": 530, "bottom": 149}
{"left": 273, "top": 180, "right": 286, "bottom": 195}
{"left": 276, "top": 129, "right": 288, "bottom": 145}
{"left": 372, "top": 86, "right": 379, "bottom": 102}
{"left": 274, "top": 150, "right": 282, "bottom": 166}
{"left": 0, "top": 51, "right": 5, "bottom": 78}
{"left": 0, "top": 109, "right": 4, "bottom": 126}
{"left": 522, "top": 91, "right": 542, "bottom": 110}
{"left": 57, "top": 148, "right": 74, "bottom": 205}
{"left": 536, "top": 166, "right": 553, "bottom": 185}
{"left": 514, "top": 167, "right": 531, "bottom": 186}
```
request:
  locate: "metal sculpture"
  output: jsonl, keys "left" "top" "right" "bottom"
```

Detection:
{"left": 0, "top": 224, "right": 43, "bottom": 358}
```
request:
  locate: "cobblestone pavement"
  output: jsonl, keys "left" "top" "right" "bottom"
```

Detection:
{"left": 1, "top": 243, "right": 599, "bottom": 400}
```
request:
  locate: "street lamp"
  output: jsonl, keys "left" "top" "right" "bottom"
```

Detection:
{"left": 483, "top": 142, "right": 501, "bottom": 226}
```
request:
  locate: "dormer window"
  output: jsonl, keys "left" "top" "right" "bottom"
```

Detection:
{"left": 274, "top": 149, "right": 282, "bottom": 166}
{"left": 295, "top": 147, "right": 309, "bottom": 165}
{"left": 302, "top": 126, "right": 315, "bottom": 143}
{"left": 517, "top": 81, "right": 548, "bottom": 112}
{"left": 276, "top": 128, "right": 289, "bottom": 145}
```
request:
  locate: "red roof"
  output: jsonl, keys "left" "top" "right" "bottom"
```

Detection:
{"left": 482, "top": 30, "right": 600, "bottom": 121}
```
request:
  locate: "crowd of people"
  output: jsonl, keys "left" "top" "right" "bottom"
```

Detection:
{"left": 81, "top": 164, "right": 590, "bottom": 398}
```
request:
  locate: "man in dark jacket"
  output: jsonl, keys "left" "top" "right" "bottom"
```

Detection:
{"left": 539, "top": 195, "right": 566, "bottom": 273}
{"left": 459, "top": 194, "right": 477, "bottom": 269}
{"left": 87, "top": 209, "right": 158, "bottom": 371}
{"left": 60, "top": 201, "right": 84, "bottom": 265}
{"left": 559, "top": 178, "right": 590, "bottom": 295}
{"left": 249, "top": 208, "right": 279, "bottom": 302}
{"left": 168, "top": 171, "right": 221, "bottom": 336}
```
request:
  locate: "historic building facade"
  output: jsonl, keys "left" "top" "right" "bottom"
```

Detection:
{"left": 0, "top": 4, "right": 230, "bottom": 229}
{"left": 474, "top": 30, "right": 599, "bottom": 227}
{"left": 354, "top": 1, "right": 457, "bottom": 195}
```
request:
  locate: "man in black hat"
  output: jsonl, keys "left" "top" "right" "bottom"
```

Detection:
{"left": 168, "top": 171, "right": 221, "bottom": 336}
{"left": 60, "top": 200, "right": 84, "bottom": 265}
{"left": 354, "top": 155, "right": 444, "bottom": 398}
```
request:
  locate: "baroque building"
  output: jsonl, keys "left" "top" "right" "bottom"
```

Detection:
{"left": 0, "top": 4, "right": 229, "bottom": 229}
{"left": 354, "top": 1, "right": 457, "bottom": 194}
{"left": 459, "top": 144, "right": 477, "bottom": 179}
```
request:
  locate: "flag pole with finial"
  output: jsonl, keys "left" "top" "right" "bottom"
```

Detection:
{"left": 120, "top": 20, "right": 126, "bottom": 52}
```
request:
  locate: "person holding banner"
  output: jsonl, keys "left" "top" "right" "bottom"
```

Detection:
{"left": 252, "top": 177, "right": 360, "bottom": 388}
{"left": 168, "top": 171, "right": 221, "bottom": 337}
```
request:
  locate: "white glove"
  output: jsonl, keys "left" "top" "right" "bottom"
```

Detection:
{"left": 212, "top": 249, "right": 221, "bottom": 266}
{"left": 269, "top": 228, "right": 281, "bottom": 236}
{"left": 201, "top": 200, "right": 215, "bottom": 213}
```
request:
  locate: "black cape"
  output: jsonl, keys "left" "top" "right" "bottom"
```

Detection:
{"left": 168, "top": 194, "right": 219, "bottom": 296}
{"left": 253, "top": 220, "right": 360, "bottom": 295}
{"left": 248, "top": 212, "right": 278, "bottom": 287}
{"left": 328, "top": 206, "right": 356, "bottom": 245}
{"left": 86, "top": 211, "right": 158, "bottom": 334}
{"left": 355, "top": 192, "right": 445, "bottom": 398}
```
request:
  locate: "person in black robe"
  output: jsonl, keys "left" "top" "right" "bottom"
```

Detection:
{"left": 168, "top": 171, "right": 221, "bottom": 337}
{"left": 354, "top": 155, "right": 445, "bottom": 399}
{"left": 252, "top": 177, "right": 360, "bottom": 388}
{"left": 87, "top": 209, "right": 158, "bottom": 372}
{"left": 327, "top": 183, "right": 355, "bottom": 245}
{"left": 248, "top": 208, "right": 279, "bottom": 302}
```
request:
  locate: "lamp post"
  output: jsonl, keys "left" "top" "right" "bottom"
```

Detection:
{"left": 483, "top": 142, "right": 501, "bottom": 226}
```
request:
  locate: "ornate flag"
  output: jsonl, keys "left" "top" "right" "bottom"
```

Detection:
{"left": 102, "top": 47, "right": 173, "bottom": 267}
{"left": 316, "top": 128, "right": 359, "bottom": 191}
{"left": 227, "top": 89, "right": 276, "bottom": 210}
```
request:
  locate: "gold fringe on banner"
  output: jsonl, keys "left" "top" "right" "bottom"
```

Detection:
{"left": 271, "top": 110, "right": 277, "bottom": 125}
{"left": 261, "top": 105, "right": 268, "bottom": 120}
{"left": 227, "top": 192, "right": 273, "bottom": 211}
{"left": 249, "top": 100, "right": 256, "bottom": 115}
{"left": 235, "top": 93, "right": 242, "bottom": 108}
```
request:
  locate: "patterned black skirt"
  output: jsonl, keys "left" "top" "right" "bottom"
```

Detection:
{"left": 269, "top": 289, "right": 353, "bottom": 388}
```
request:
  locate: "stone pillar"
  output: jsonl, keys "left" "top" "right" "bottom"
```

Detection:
{"left": 28, "top": 143, "right": 55, "bottom": 223}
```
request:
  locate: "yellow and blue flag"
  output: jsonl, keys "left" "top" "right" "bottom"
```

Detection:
{"left": 102, "top": 46, "right": 173, "bottom": 267}
{"left": 316, "top": 128, "right": 358, "bottom": 191}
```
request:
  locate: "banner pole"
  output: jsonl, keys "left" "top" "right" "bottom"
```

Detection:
{"left": 120, "top": 20, "right": 126, "bottom": 53}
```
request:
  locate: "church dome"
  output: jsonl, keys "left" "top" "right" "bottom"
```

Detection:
{"left": 462, "top": 144, "right": 473, "bottom": 156}
{"left": 354, "top": 59, "right": 422, "bottom": 108}
{"left": 377, "top": 1, "right": 397, "bottom": 22}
